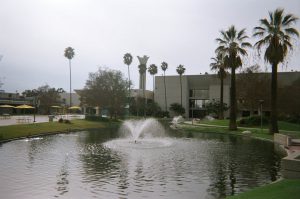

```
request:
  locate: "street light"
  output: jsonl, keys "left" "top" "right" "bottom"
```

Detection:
{"left": 259, "top": 100, "right": 264, "bottom": 133}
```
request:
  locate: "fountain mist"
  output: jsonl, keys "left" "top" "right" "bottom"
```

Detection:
{"left": 120, "top": 118, "right": 165, "bottom": 141}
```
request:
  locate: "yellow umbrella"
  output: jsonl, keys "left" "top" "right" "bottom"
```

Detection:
{"left": 68, "top": 106, "right": 81, "bottom": 110}
{"left": 14, "top": 104, "right": 35, "bottom": 109}
{"left": 0, "top": 105, "right": 15, "bottom": 108}
{"left": 51, "top": 105, "right": 62, "bottom": 108}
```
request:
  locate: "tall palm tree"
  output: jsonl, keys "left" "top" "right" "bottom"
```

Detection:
{"left": 64, "top": 47, "right": 75, "bottom": 107}
{"left": 176, "top": 65, "right": 186, "bottom": 107}
{"left": 138, "top": 64, "right": 147, "bottom": 117}
{"left": 148, "top": 64, "right": 158, "bottom": 101}
{"left": 253, "top": 8, "right": 299, "bottom": 134}
{"left": 210, "top": 52, "right": 227, "bottom": 119}
{"left": 161, "top": 62, "right": 168, "bottom": 112}
{"left": 123, "top": 53, "right": 133, "bottom": 112}
{"left": 216, "top": 26, "right": 251, "bottom": 130}
{"left": 123, "top": 53, "right": 133, "bottom": 93}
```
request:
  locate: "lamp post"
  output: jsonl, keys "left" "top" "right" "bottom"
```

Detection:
{"left": 259, "top": 100, "right": 264, "bottom": 133}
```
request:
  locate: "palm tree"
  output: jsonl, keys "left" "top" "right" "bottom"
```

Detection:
{"left": 123, "top": 53, "right": 133, "bottom": 93}
{"left": 123, "top": 53, "right": 133, "bottom": 112}
{"left": 64, "top": 47, "right": 75, "bottom": 107}
{"left": 138, "top": 64, "right": 147, "bottom": 117}
{"left": 253, "top": 8, "right": 299, "bottom": 134}
{"left": 176, "top": 65, "right": 186, "bottom": 107}
{"left": 148, "top": 64, "right": 158, "bottom": 101}
{"left": 161, "top": 62, "right": 168, "bottom": 112}
{"left": 210, "top": 53, "right": 226, "bottom": 119}
{"left": 216, "top": 26, "right": 251, "bottom": 130}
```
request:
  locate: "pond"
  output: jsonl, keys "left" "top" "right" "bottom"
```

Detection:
{"left": 0, "top": 119, "right": 284, "bottom": 199}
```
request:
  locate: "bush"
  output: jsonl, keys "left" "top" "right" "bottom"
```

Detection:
{"left": 64, "top": 119, "right": 71, "bottom": 124}
{"left": 278, "top": 114, "right": 300, "bottom": 124}
{"left": 238, "top": 115, "right": 269, "bottom": 126}
{"left": 169, "top": 103, "right": 185, "bottom": 115}
{"left": 85, "top": 115, "right": 110, "bottom": 122}
{"left": 58, "top": 118, "right": 64, "bottom": 123}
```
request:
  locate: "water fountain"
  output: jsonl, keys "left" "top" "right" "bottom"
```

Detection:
{"left": 104, "top": 118, "right": 172, "bottom": 149}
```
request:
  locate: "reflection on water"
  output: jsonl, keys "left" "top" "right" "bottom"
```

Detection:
{"left": 0, "top": 126, "right": 283, "bottom": 199}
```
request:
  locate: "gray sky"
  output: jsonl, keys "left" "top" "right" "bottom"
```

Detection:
{"left": 0, "top": 0, "right": 299, "bottom": 93}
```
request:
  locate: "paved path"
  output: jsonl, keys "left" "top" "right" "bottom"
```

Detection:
{"left": 0, "top": 115, "right": 85, "bottom": 126}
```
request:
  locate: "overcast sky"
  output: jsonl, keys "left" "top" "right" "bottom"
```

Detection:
{"left": 0, "top": 0, "right": 299, "bottom": 93}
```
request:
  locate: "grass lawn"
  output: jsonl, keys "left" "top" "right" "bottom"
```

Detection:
{"left": 181, "top": 123, "right": 273, "bottom": 140}
{"left": 0, "top": 120, "right": 118, "bottom": 141}
{"left": 226, "top": 179, "right": 300, "bottom": 199}
{"left": 197, "top": 119, "right": 300, "bottom": 138}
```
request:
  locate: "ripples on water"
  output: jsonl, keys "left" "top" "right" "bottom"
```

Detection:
{"left": 0, "top": 128, "right": 283, "bottom": 199}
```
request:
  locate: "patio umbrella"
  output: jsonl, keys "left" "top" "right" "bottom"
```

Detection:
{"left": 0, "top": 105, "right": 15, "bottom": 108}
{"left": 68, "top": 106, "right": 81, "bottom": 110}
{"left": 14, "top": 104, "right": 35, "bottom": 115}
{"left": 14, "top": 105, "right": 35, "bottom": 109}
{"left": 51, "top": 105, "right": 62, "bottom": 115}
{"left": 51, "top": 105, "right": 61, "bottom": 108}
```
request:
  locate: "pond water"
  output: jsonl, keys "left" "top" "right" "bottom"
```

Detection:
{"left": 0, "top": 121, "right": 284, "bottom": 199}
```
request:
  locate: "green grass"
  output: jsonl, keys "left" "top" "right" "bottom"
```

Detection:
{"left": 197, "top": 119, "right": 300, "bottom": 138}
{"left": 0, "top": 120, "right": 119, "bottom": 141}
{"left": 226, "top": 179, "right": 300, "bottom": 199}
{"left": 181, "top": 123, "right": 273, "bottom": 140}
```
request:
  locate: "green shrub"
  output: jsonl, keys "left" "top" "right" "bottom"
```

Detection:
{"left": 85, "top": 115, "right": 110, "bottom": 122}
{"left": 64, "top": 119, "right": 72, "bottom": 124}
{"left": 238, "top": 115, "right": 269, "bottom": 126}
{"left": 278, "top": 115, "right": 300, "bottom": 124}
{"left": 169, "top": 103, "right": 185, "bottom": 115}
{"left": 58, "top": 118, "right": 64, "bottom": 123}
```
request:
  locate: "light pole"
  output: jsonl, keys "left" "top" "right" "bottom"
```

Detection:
{"left": 259, "top": 100, "right": 264, "bottom": 133}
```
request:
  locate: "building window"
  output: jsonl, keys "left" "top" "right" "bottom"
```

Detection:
{"left": 189, "top": 89, "right": 209, "bottom": 98}
{"left": 189, "top": 99, "right": 210, "bottom": 109}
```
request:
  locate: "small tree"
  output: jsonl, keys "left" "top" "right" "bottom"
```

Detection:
{"left": 81, "top": 68, "right": 129, "bottom": 119}
{"left": 169, "top": 103, "right": 185, "bottom": 116}
{"left": 210, "top": 52, "right": 227, "bottom": 119}
{"left": 23, "top": 85, "right": 65, "bottom": 114}
{"left": 205, "top": 100, "right": 229, "bottom": 118}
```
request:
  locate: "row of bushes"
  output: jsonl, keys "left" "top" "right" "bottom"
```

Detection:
{"left": 278, "top": 115, "right": 300, "bottom": 124}
{"left": 238, "top": 115, "right": 269, "bottom": 126}
{"left": 85, "top": 115, "right": 110, "bottom": 122}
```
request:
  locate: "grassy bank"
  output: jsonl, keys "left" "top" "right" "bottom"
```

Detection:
{"left": 226, "top": 179, "right": 300, "bottom": 199}
{"left": 188, "top": 119, "right": 300, "bottom": 139}
{"left": 0, "top": 120, "right": 119, "bottom": 141}
{"left": 179, "top": 120, "right": 300, "bottom": 198}
{"left": 180, "top": 123, "right": 274, "bottom": 140}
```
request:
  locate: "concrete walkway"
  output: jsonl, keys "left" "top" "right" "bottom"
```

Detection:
{"left": 0, "top": 115, "right": 85, "bottom": 126}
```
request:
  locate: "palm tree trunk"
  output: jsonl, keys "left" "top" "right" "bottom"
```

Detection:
{"left": 219, "top": 72, "right": 224, "bottom": 119}
{"left": 152, "top": 75, "right": 155, "bottom": 102}
{"left": 163, "top": 71, "right": 167, "bottom": 112}
{"left": 143, "top": 74, "right": 146, "bottom": 117}
{"left": 229, "top": 67, "right": 237, "bottom": 130}
{"left": 270, "top": 63, "right": 279, "bottom": 134}
{"left": 180, "top": 75, "right": 183, "bottom": 107}
{"left": 69, "top": 59, "right": 72, "bottom": 107}
{"left": 128, "top": 65, "right": 131, "bottom": 115}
